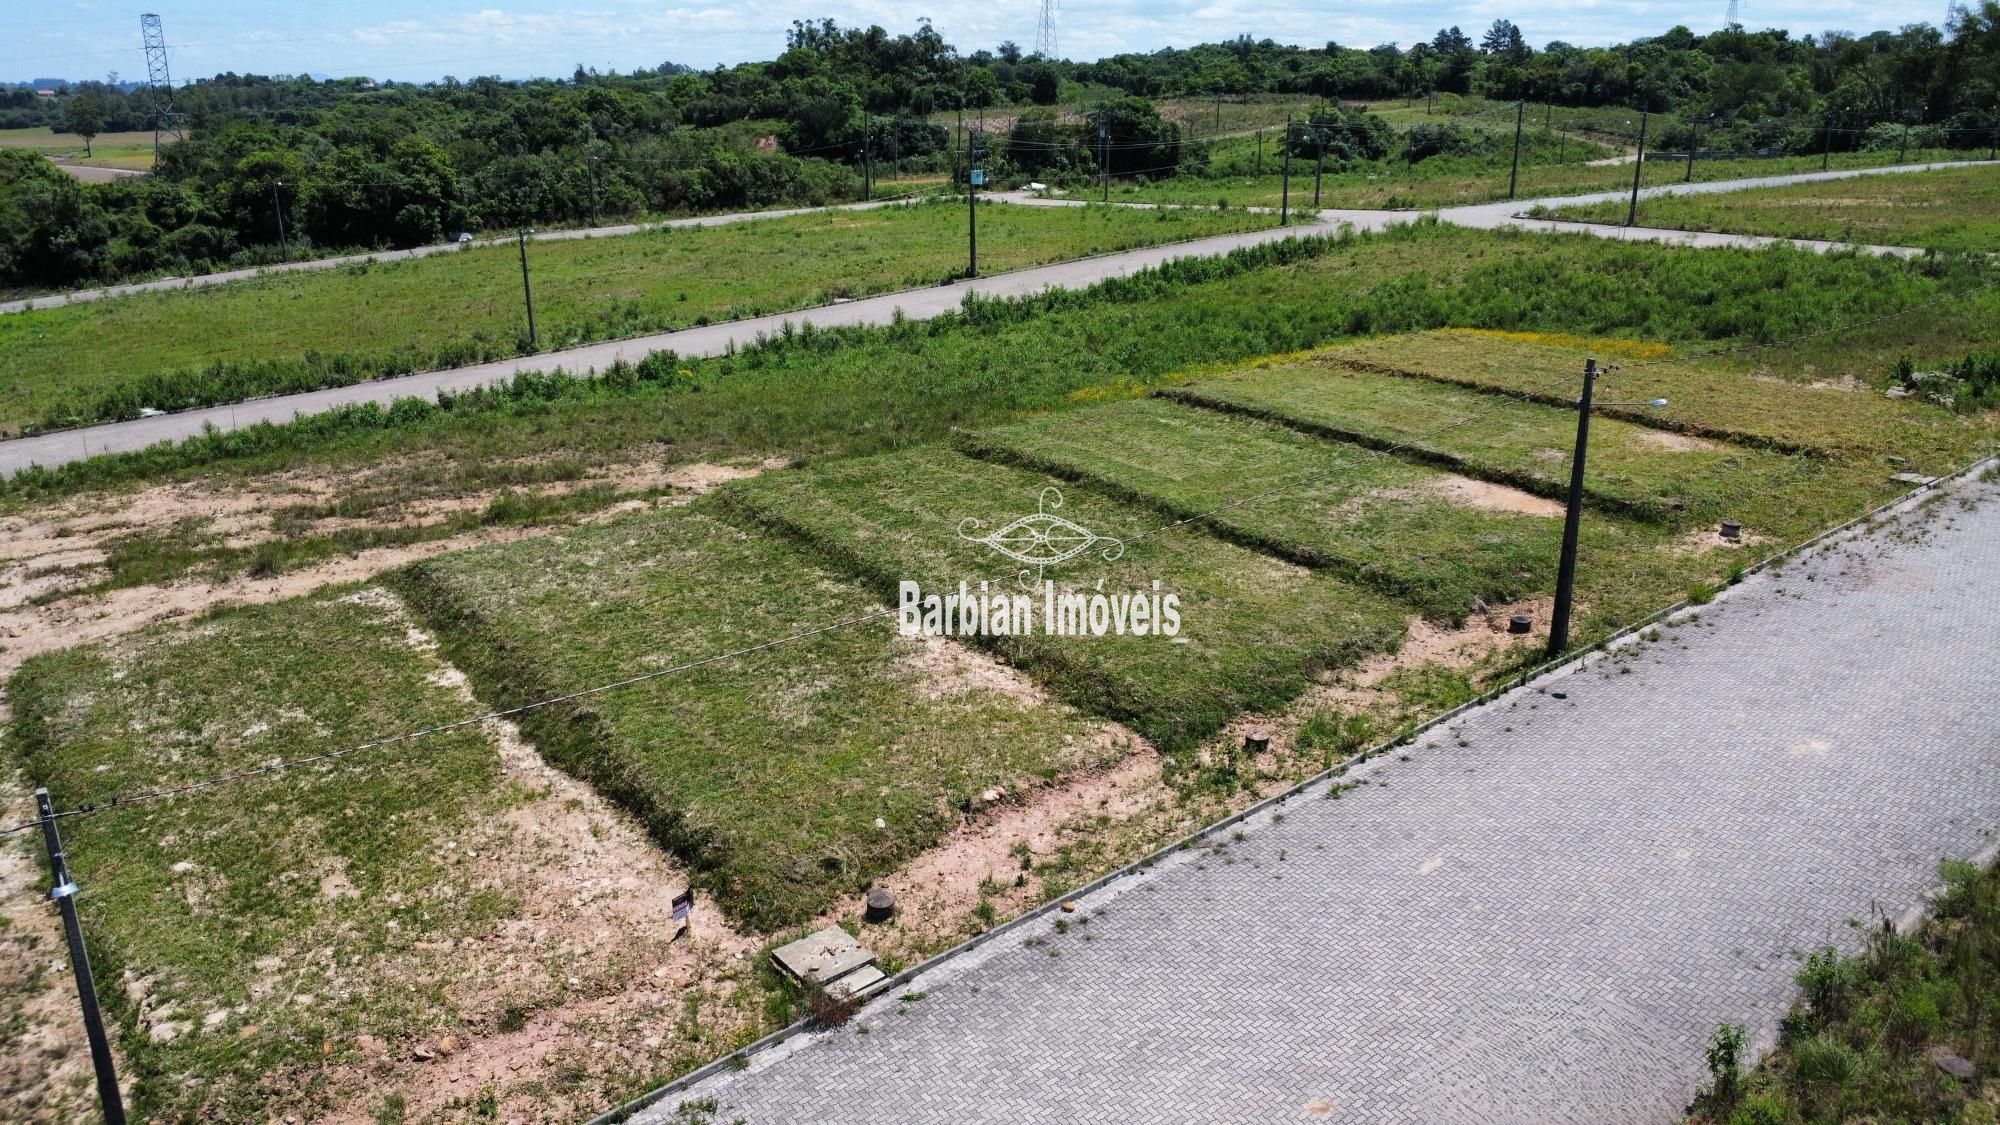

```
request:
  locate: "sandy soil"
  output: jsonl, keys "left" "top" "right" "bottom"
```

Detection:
{"left": 0, "top": 454, "right": 781, "bottom": 1124}
{"left": 1633, "top": 429, "right": 1722, "bottom": 453}
{"left": 308, "top": 590, "right": 763, "bottom": 1124}
{"left": 1418, "top": 474, "right": 1565, "bottom": 516}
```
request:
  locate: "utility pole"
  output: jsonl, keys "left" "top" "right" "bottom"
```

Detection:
{"left": 1544, "top": 101, "right": 1552, "bottom": 129}
{"left": 1547, "top": 359, "right": 1597, "bottom": 656}
{"left": 586, "top": 155, "right": 599, "bottom": 225}
{"left": 1990, "top": 126, "right": 1998, "bottom": 161}
{"left": 1256, "top": 130, "right": 1264, "bottom": 176}
{"left": 1823, "top": 119, "right": 1834, "bottom": 171}
{"left": 1508, "top": 98, "right": 1525, "bottom": 199}
{"left": 1214, "top": 90, "right": 1221, "bottom": 130}
{"left": 1280, "top": 115, "right": 1292, "bottom": 225}
{"left": 37, "top": 789, "right": 126, "bottom": 1125}
{"left": 967, "top": 132, "right": 979, "bottom": 278}
{"left": 1312, "top": 122, "right": 1326, "bottom": 206}
{"left": 862, "top": 116, "right": 873, "bottom": 201}
{"left": 1099, "top": 125, "right": 1109, "bottom": 202}
{"left": 1626, "top": 110, "right": 1649, "bottom": 227}
{"left": 1685, "top": 118, "right": 1702, "bottom": 183}
{"left": 270, "top": 180, "right": 288, "bottom": 263}
{"left": 517, "top": 230, "right": 538, "bottom": 348}
{"left": 1559, "top": 129, "right": 1569, "bottom": 164}
{"left": 1898, "top": 122, "right": 1909, "bottom": 163}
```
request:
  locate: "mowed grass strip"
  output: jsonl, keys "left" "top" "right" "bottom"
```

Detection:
{"left": 388, "top": 506, "right": 1117, "bottom": 932}
{"left": 0, "top": 199, "right": 1273, "bottom": 434}
{"left": 1324, "top": 329, "right": 1923, "bottom": 459}
{"left": 959, "top": 397, "right": 1568, "bottom": 622}
{"left": 8, "top": 588, "right": 521, "bottom": 1120}
{"left": 1543, "top": 163, "right": 2000, "bottom": 253}
{"left": 1161, "top": 362, "right": 1807, "bottom": 521}
{"left": 723, "top": 446, "right": 1410, "bottom": 751}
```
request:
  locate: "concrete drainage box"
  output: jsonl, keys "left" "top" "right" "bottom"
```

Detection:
{"left": 770, "top": 926, "right": 889, "bottom": 1000}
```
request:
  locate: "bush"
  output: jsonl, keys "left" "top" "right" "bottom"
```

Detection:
{"left": 1403, "top": 122, "right": 1483, "bottom": 163}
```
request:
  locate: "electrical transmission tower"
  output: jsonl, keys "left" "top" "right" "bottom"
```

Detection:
{"left": 1035, "top": 0, "right": 1058, "bottom": 59}
{"left": 1724, "top": 0, "right": 1741, "bottom": 24}
{"left": 140, "top": 13, "right": 184, "bottom": 151}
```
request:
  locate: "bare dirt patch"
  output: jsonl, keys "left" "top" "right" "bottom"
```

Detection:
{"left": 294, "top": 589, "right": 763, "bottom": 1124}
{"left": 1672, "top": 526, "right": 1773, "bottom": 554}
{"left": 1418, "top": 474, "right": 1564, "bottom": 516}
{"left": 1633, "top": 429, "right": 1721, "bottom": 453}
{"left": 0, "top": 457, "right": 783, "bottom": 680}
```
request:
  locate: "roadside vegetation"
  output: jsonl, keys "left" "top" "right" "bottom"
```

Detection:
{"left": 7, "top": 224, "right": 1994, "bottom": 511}
{"left": 1542, "top": 163, "right": 2000, "bottom": 252}
{"left": 1692, "top": 860, "right": 2000, "bottom": 1125}
{"left": 0, "top": 199, "right": 1270, "bottom": 435}
{"left": 1090, "top": 143, "right": 1990, "bottom": 211}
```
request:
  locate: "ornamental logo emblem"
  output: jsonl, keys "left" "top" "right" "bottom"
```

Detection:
{"left": 959, "top": 487, "right": 1125, "bottom": 589}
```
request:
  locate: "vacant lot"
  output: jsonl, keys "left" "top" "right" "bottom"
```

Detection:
{"left": 1081, "top": 146, "right": 1988, "bottom": 211}
{"left": 0, "top": 126, "right": 156, "bottom": 170}
{"left": 1162, "top": 359, "right": 1806, "bottom": 520}
{"left": 391, "top": 506, "right": 1119, "bottom": 931}
{"left": 14, "top": 224, "right": 1993, "bottom": 516}
{"left": 0, "top": 199, "right": 1272, "bottom": 434}
{"left": 960, "top": 398, "right": 1569, "bottom": 621}
{"left": 725, "top": 446, "right": 1412, "bottom": 749}
{"left": 8, "top": 315, "right": 1999, "bottom": 1121}
{"left": 1542, "top": 163, "right": 2000, "bottom": 252}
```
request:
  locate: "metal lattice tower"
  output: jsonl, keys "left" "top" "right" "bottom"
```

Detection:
{"left": 140, "top": 13, "right": 184, "bottom": 150}
{"left": 1724, "top": 0, "right": 1740, "bottom": 24}
{"left": 1035, "top": 0, "right": 1057, "bottom": 59}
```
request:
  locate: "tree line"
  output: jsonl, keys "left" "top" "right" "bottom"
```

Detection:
{"left": 3, "top": 8, "right": 1996, "bottom": 293}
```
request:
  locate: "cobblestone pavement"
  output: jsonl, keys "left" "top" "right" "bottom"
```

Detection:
{"left": 645, "top": 472, "right": 2000, "bottom": 1125}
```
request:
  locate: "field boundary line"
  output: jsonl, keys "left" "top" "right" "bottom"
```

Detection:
{"left": 586, "top": 444, "right": 1997, "bottom": 1125}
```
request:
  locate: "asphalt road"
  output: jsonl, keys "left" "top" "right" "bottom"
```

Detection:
{"left": 1, "top": 161, "right": 1988, "bottom": 477}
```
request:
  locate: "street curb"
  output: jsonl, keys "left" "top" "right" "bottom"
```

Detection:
{"left": 587, "top": 449, "right": 1996, "bottom": 1124}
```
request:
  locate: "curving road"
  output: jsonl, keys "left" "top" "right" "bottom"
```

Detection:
{"left": 1, "top": 161, "right": 1989, "bottom": 477}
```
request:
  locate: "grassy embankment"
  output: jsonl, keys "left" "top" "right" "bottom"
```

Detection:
{"left": 1541, "top": 163, "right": 2000, "bottom": 252}
{"left": 0, "top": 198, "right": 1273, "bottom": 434}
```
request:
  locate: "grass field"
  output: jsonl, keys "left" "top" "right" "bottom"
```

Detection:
{"left": 958, "top": 398, "right": 1571, "bottom": 621}
{"left": 0, "top": 198, "right": 1273, "bottom": 434}
{"left": 1075, "top": 147, "right": 1988, "bottom": 212}
{"left": 390, "top": 506, "right": 1115, "bottom": 931}
{"left": 9, "top": 589, "right": 524, "bottom": 1120}
{"left": 9, "top": 224, "right": 1995, "bottom": 517}
{"left": 1162, "top": 359, "right": 1813, "bottom": 521}
{"left": 724, "top": 446, "right": 1412, "bottom": 750}
{"left": 0, "top": 126, "right": 156, "bottom": 170}
{"left": 10, "top": 315, "right": 1999, "bottom": 1119}
{"left": 1541, "top": 163, "right": 2000, "bottom": 252}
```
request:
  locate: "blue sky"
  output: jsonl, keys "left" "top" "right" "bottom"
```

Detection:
{"left": 4, "top": 0, "right": 1956, "bottom": 84}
